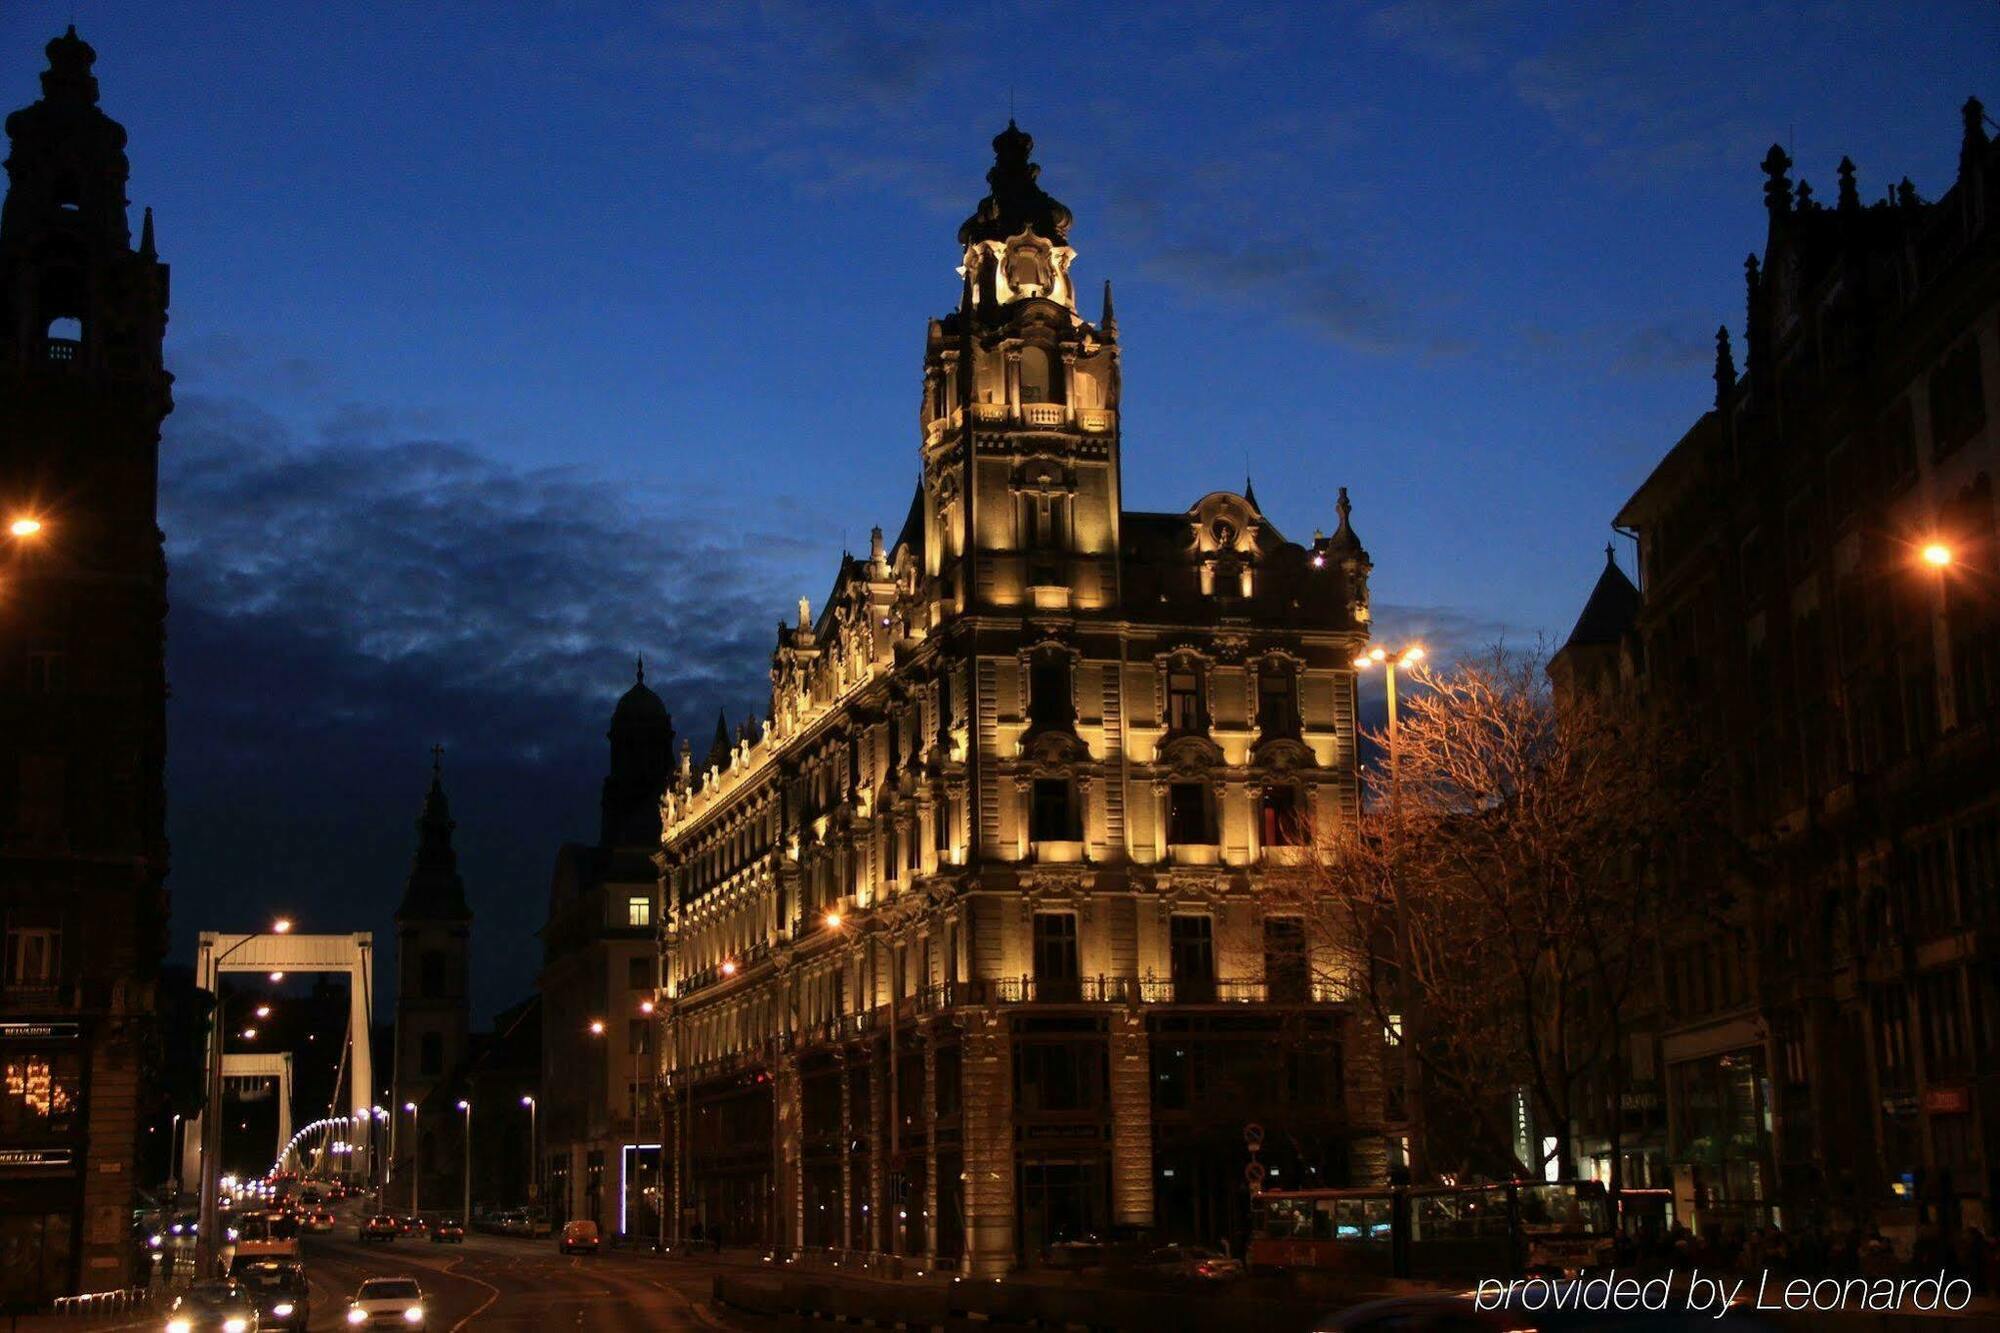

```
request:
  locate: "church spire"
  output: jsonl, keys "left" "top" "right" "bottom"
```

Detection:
{"left": 1100, "top": 278, "right": 1117, "bottom": 338}
{"left": 397, "top": 748, "right": 471, "bottom": 923}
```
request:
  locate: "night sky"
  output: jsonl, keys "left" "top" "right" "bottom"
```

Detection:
{"left": 4, "top": 3, "right": 1990, "bottom": 1020}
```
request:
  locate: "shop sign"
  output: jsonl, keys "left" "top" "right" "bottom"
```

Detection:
{"left": 1921, "top": 1086, "right": 1971, "bottom": 1115}
{"left": 0, "top": 1022, "right": 78, "bottom": 1041}
{"left": 0, "top": 1147, "right": 73, "bottom": 1168}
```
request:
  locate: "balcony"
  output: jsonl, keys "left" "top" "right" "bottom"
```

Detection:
{"left": 1020, "top": 402, "right": 1066, "bottom": 428}
{"left": 1076, "top": 408, "right": 1115, "bottom": 433}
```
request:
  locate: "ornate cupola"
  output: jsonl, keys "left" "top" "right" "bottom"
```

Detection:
{"left": 958, "top": 121, "right": 1079, "bottom": 312}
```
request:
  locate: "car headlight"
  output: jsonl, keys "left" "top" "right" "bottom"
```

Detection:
{"left": 404, "top": 1306, "right": 425, "bottom": 1323}
{"left": 273, "top": 1301, "right": 295, "bottom": 1317}
{"left": 224, "top": 1319, "right": 249, "bottom": 1333}
{"left": 167, "top": 1320, "right": 193, "bottom": 1333}
{"left": 347, "top": 1308, "right": 368, "bottom": 1324}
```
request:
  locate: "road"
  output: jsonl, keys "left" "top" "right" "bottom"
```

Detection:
{"left": 291, "top": 1227, "right": 737, "bottom": 1332}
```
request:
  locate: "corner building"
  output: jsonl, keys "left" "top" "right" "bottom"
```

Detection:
{"left": 656, "top": 125, "right": 1386, "bottom": 1275}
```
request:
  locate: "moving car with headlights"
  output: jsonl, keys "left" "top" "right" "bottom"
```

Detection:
{"left": 232, "top": 1259, "right": 309, "bottom": 1332}
{"left": 358, "top": 1213, "right": 400, "bottom": 1243}
{"left": 345, "top": 1276, "right": 427, "bottom": 1328}
{"left": 429, "top": 1216, "right": 465, "bottom": 1243}
{"left": 164, "top": 1279, "right": 260, "bottom": 1332}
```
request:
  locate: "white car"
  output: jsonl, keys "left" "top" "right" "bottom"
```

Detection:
{"left": 345, "top": 1276, "right": 427, "bottom": 1328}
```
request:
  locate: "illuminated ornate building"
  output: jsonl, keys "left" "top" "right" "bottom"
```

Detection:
{"left": 655, "top": 124, "right": 1384, "bottom": 1274}
{"left": 0, "top": 29, "right": 171, "bottom": 1301}
{"left": 1557, "top": 99, "right": 2000, "bottom": 1243}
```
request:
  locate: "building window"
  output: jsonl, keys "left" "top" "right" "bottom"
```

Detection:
{"left": 5, "top": 929, "right": 58, "bottom": 987}
{"left": 1265, "top": 917, "right": 1309, "bottom": 1003}
{"left": 626, "top": 895, "right": 652, "bottom": 928}
{"left": 1028, "top": 654, "right": 1074, "bottom": 728}
{"left": 1015, "top": 1041, "right": 1100, "bottom": 1113}
{"left": 1258, "top": 663, "right": 1299, "bottom": 736}
{"left": 420, "top": 1032, "right": 444, "bottom": 1077}
{"left": 1030, "top": 779, "right": 1077, "bottom": 842}
{"left": 1169, "top": 915, "right": 1215, "bottom": 1002}
{"left": 1018, "top": 345, "right": 1058, "bottom": 403}
{"left": 1032, "top": 912, "right": 1079, "bottom": 1001}
{"left": 420, "top": 950, "right": 446, "bottom": 999}
{"left": 1928, "top": 340, "right": 1986, "bottom": 459}
{"left": 1167, "top": 782, "right": 1215, "bottom": 845}
{"left": 1260, "top": 786, "right": 1301, "bottom": 847}
{"left": 1165, "top": 668, "right": 1204, "bottom": 734}
{"left": 628, "top": 957, "right": 653, "bottom": 990}
{"left": 0, "top": 1051, "right": 79, "bottom": 1136}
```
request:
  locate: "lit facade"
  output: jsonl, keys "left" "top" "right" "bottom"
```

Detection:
{"left": 655, "top": 124, "right": 1386, "bottom": 1274}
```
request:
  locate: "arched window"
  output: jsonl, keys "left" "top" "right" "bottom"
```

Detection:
{"left": 44, "top": 316, "right": 81, "bottom": 342}
{"left": 1018, "top": 346, "right": 1058, "bottom": 404}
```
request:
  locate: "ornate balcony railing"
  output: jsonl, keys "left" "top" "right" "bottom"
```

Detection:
{"left": 1020, "top": 402, "right": 1066, "bottom": 427}
{"left": 41, "top": 337, "right": 79, "bottom": 365}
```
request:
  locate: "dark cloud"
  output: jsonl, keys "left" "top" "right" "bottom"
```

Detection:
{"left": 161, "top": 394, "right": 818, "bottom": 1020}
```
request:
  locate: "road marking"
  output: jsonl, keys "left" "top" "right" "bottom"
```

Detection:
{"left": 442, "top": 1252, "right": 503, "bottom": 1332}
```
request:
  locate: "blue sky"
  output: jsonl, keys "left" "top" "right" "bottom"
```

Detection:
{"left": 5, "top": 1, "right": 1990, "bottom": 1015}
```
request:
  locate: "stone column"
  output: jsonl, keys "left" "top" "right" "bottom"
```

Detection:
{"left": 1107, "top": 1010, "right": 1155, "bottom": 1228}
{"left": 773, "top": 1041, "right": 804, "bottom": 1256}
{"left": 960, "top": 1011, "right": 1015, "bottom": 1276}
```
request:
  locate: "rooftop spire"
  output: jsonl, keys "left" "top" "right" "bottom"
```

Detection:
{"left": 957, "top": 120, "right": 1073, "bottom": 247}
{"left": 398, "top": 748, "right": 471, "bottom": 923}
{"left": 1836, "top": 156, "right": 1860, "bottom": 212}
{"left": 1100, "top": 278, "right": 1117, "bottom": 337}
{"left": 1761, "top": 143, "right": 1794, "bottom": 218}
{"left": 1713, "top": 325, "right": 1736, "bottom": 408}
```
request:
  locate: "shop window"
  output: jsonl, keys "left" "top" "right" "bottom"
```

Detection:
{"left": 0, "top": 1051, "right": 79, "bottom": 1136}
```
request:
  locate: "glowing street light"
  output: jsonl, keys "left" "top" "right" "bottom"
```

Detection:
{"left": 638, "top": 999, "right": 655, "bottom": 1015}
{"left": 823, "top": 911, "right": 843, "bottom": 930}
{"left": 1921, "top": 542, "right": 1954, "bottom": 568}
{"left": 720, "top": 959, "right": 738, "bottom": 977}
{"left": 7, "top": 516, "right": 42, "bottom": 539}
{"left": 588, "top": 1019, "right": 606, "bottom": 1037}
{"left": 254, "top": 1006, "right": 272, "bottom": 1019}
{"left": 456, "top": 1100, "right": 472, "bottom": 1226}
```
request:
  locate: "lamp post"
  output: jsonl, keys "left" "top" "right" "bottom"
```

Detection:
{"left": 520, "top": 1096, "right": 537, "bottom": 1206}
{"left": 1353, "top": 643, "right": 1426, "bottom": 1182}
{"left": 196, "top": 917, "right": 293, "bottom": 1277}
{"left": 403, "top": 1103, "right": 420, "bottom": 1214}
{"left": 457, "top": 1100, "right": 472, "bottom": 1226}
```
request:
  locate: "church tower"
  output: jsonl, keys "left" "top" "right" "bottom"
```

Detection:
{"left": 918, "top": 122, "right": 1122, "bottom": 621}
{"left": 0, "top": 28, "right": 171, "bottom": 1297}
{"left": 600, "top": 660, "right": 674, "bottom": 847}
{"left": 391, "top": 750, "right": 472, "bottom": 1207}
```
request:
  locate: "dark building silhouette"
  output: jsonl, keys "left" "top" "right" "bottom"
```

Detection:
{"left": 389, "top": 752, "right": 473, "bottom": 1213}
{"left": 1554, "top": 98, "right": 2000, "bottom": 1245}
{"left": 0, "top": 28, "right": 171, "bottom": 1301}
{"left": 539, "top": 664, "right": 674, "bottom": 1231}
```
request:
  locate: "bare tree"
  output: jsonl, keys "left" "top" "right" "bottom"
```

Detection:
{"left": 1280, "top": 647, "right": 1733, "bottom": 1202}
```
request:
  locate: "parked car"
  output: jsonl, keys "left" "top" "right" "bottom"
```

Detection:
{"left": 346, "top": 1276, "right": 427, "bottom": 1329}
{"left": 163, "top": 1278, "right": 261, "bottom": 1332}
{"left": 233, "top": 1258, "right": 310, "bottom": 1331}
{"left": 559, "top": 1218, "right": 600, "bottom": 1255}
{"left": 399, "top": 1214, "right": 426, "bottom": 1236}
{"left": 429, "top": 1217, "right": 465, "bottom": 1243}
{"left": 357, "top": 1213, "right": 399, "bottom": 1243}
{"left": 1140, "top": 1243, "right": 1243, "bottom": 1281}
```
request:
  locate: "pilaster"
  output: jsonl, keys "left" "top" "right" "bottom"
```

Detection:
{"left": 1107, "top": 1010, "right": 1155, "bottom": 1227}
{"left": 960, "top": 1012, "right": 1015, "bottom": 1276}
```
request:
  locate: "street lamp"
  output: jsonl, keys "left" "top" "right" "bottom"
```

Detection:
{"left": 1353, "top": 643, "right": 1426, "bottom": 1183}
{"left": 520, "top": 1096, "right": 538, "bottom": 1206}
{"left": 1921, "top": 542, "right": 1954, "bottom": 568}
{"left": 588, "top": 1018, "right": 606, "bottom": 1037}
{"left": 7, "top": 516, "right": 42, "bottom": 539}
{"left": 457, "top": 1100, "right": 472, "bottom": 1227}
{"left": 197, "top": 918, "right": 295, "bottom": 1276}
{"left": 402, "top": 1102, "right": 420, "bottom": 1214}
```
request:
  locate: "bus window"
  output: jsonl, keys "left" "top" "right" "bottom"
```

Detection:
{"left": 1334, "top": 1195, "right": 1391, "bottom": 1241}
{"left": 1262, "top": 1197, "right": 1314, "bottom": 1239}
{"left": 1517, "top": 1183, "right": 1610, "bottom": 1234}
{"left": 1312, "top": 1199, "right": 1335, "bottom": 1240}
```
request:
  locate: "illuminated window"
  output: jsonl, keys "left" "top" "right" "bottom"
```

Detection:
{"left": 626, "top": 895, "right": 652, "bottom": 928}
{"left": 0, "top": 1051, "right": 80, "bottom": 1135}
{"left": 1260, "top": 787, "right": 1301, "bottom": 847}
